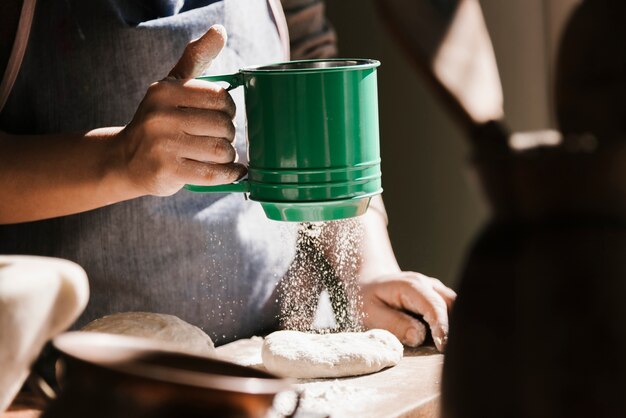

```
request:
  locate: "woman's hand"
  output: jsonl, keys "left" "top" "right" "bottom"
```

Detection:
{"left": 0, "top": 25, "right": 246, "bottom": 223}
{"left": 351, "top": 196, "right": 456, "bottom": 352}
{"left": 361, "top": 272, "right": 456, "bottom": 352}
{"left": 118, "top": 25, "right": 246, "bottom": 196}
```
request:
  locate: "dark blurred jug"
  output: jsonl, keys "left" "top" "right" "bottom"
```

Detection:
{"left": 377, "top": 0, "right": 626, "bottom": 416}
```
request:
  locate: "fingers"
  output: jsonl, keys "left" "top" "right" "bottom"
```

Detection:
{"left": 175, "top": 133, "right": 236, "bottom": 164}
{"left": 175, "top": 107, "right": 236, "bottom": 140}
{"left": 169, "top": 25, "right": 227, "bottom": 80}
{"left": 153, "top": 78, "right": 236, "bottom": 119}
{"left": 399, "top": 278, "right": 449, "bottom": 352}
{"left": 370, "top": 272, "right": 452, "bottom": 352}
{"left": 176, "top": 159, "right": 247, "bottom": 186}
{"left": 144, "top": 83, "right": 236, "bottom": 140}
{"left": 124, "top": 26, "right": 243, "bottom": 196}
{"left": 428, "top": 277, "right": 457, "bottom": 311}
{"left": 364, "top": 298, "right": 428, "bottom": 347}
{"left": 121, "top": 106, "right": 239, "bottom": 195}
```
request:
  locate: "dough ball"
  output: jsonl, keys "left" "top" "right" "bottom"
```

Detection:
{"left": 262, "top": 329, "right": 403, "bottom": 379}
{"left": 81, "top": 312, "right": 215, "bottom": 357}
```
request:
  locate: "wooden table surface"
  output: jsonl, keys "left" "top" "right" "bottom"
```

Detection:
{"left": 216, "top": 338, "right": 444, "bottom": 418}
{"left": 3, "top": 340, "right": 443, "bottom": 418}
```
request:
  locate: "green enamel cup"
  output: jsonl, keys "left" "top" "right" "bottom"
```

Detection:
{"left": 184, "top": 58, "right": 382, "bottom": 222}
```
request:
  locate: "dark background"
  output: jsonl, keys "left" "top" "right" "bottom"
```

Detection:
{"left": 325, "top": 0, "right": 579, "bottom": 286}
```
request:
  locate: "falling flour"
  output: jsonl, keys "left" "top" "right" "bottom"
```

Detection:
{"left": 278, "top": 218, "right": 365, "bottom": 333}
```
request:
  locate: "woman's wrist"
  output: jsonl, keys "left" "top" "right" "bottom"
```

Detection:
{"left": 87, "top": 126, "right": 146, "bottom": 202}
{"left": 359, "top": 240, "right": 402, "bottom": 282}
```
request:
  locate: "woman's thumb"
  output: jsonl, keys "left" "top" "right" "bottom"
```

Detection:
{"left": 168, "top": 25, "right": 227, "bottom": 80}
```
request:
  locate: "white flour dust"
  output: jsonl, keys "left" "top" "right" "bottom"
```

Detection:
{"left": 278, "top": 218, "right": 365, "bottom": 333}
{"left": 199, "top": 202, "right": 296, "bottom": 344}
{"left": 270, "top": 381, "right": 389, "bottom": 418}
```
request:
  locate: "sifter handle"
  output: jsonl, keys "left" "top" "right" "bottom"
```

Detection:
{"left": 184, "top": 72, "right": 248, "bottom": 194}
{"left": 196, "top": 72, "right": 244, "bottom": 91}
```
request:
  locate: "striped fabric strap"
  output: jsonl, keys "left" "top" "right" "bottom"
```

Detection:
{"left": 281, "top": 0, "right": 337, "bottom": 59}
{"left": 0, "top": 0, "right": 37, "bottom": 113}
{"left": 268, "top": 0, "right": 291, "bottom": 60}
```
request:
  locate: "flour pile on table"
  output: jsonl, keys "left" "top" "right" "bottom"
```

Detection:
{"left": 270, "top": 381, "right": 391, "bottom": 418}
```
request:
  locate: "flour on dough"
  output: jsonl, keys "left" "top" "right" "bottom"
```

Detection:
{"left": 262, "top": 329, "right": 403, "bottom": 378}
{"left": 215, "top": 336, "right": 266, "bottom": 370}
{"left": 82, "top": 312, "right": 215, "bottom": 357}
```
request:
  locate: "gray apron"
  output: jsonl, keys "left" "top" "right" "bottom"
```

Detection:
{"left": 0, "top": 0, "right": 297, "bottom": 344}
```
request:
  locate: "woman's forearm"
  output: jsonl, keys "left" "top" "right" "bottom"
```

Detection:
{"left": 358, "top": 196, "right": 402, "bottom": 281}
{"left": 0, "top": 127, "right": 140, "bottom": 224}
{"left": 317, "top": 195, "right": 401, "bottom": 280}
{"left": 0, "top": 26, "right": 251, "bottom": 225}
